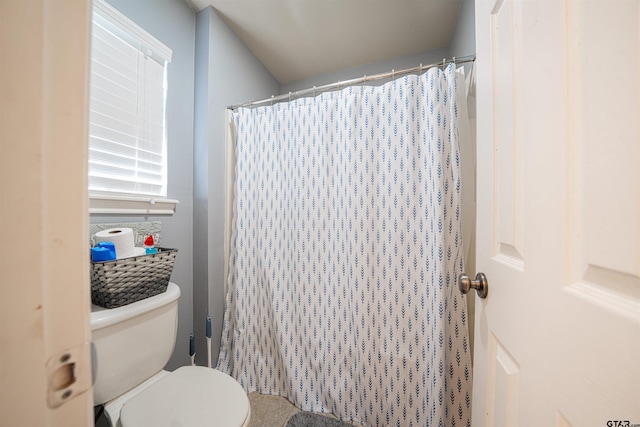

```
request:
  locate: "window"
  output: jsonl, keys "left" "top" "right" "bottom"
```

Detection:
{"left": 89, "top": 0, "right": 177, "bottom": 214}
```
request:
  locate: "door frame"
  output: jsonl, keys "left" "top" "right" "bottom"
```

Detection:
{"left": 1, "top": 0, "right": 94, "bottom": 424}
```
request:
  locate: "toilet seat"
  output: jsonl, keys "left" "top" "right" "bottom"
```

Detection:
{"left": 119, "top": 366, "right": 250, "bottom": 427}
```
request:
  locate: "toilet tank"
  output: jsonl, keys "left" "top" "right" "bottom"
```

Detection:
{"left": 91, "top": 282, "right": 181, "bottom": 405}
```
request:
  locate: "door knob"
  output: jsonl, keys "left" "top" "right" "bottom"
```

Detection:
{"left": 458, "top": 272, "right": 488, "bottom": 298}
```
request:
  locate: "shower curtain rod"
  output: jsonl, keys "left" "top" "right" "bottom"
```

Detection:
{"left": 227, "top": 55, "right": 475, "bottom": 111}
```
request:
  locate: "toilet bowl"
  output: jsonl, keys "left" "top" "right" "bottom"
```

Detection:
{"left": 91, "top": 283, "right": 250, "bottom": 426}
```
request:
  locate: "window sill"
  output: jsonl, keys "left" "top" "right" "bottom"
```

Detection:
{"left": 89, "top": 195, "right": 179, "bottom": 216}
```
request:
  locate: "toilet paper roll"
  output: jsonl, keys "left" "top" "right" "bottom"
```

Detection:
{"left": 94, "top": 228, "right": 135, "bottom": 259}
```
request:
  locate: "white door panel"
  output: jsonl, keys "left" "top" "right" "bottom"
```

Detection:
{"left": 474, "top": 0, "right": 640, "bottom": 425}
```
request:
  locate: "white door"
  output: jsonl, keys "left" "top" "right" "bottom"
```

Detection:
{"left": 0, "top": 0, "right": 93, "bottom": 425}
{"left": 473, "top": 0, "right": 640, "bottom": 426}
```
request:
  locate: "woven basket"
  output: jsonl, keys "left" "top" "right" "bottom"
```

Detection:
{"left": 91, "top": 248, "right": 177, "bottom": 308}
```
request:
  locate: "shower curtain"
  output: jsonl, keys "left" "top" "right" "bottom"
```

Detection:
{"left": 219, "top": 64, "right": 472, "bottom": 427}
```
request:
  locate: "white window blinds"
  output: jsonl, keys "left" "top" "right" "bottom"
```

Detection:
{"left": 89, "top": 0, "right": 172, "bottom": 198}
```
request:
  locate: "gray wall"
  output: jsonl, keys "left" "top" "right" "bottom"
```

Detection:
{"left": 193, "top": 6, "right": 280, "bottom": 366}
{"left": 449, "top": 0, "right": 476, "bottom": 272}
{"left": 92, "top": 0, "right": 196, "bottom": 369}
{"left": 450, "top": 0, "right": 476, "bottom": 61}
{"left": 281, "top": 0, "right": 475, "bottom": 96}
{"left": 278, "top": 0, "right": 477, "bottom": 362}
{"left": 449, "top": 0, "right": 477, "bottom": 357}
{"left": 281, "top": 47, "right": 450, "bottom": 94}
{"left": 91, "top": 0, "right": 475, "bottom": 371}
{"left": 204, "top": 2, "right": 477, "bottom": 363}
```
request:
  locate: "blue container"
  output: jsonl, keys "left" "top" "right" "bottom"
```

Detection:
{"left": 92, "top": 242, "right": 116, "bottom": 262}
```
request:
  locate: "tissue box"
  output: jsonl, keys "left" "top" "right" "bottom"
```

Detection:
{"left": 90, "top": 248, "right": 177, "bottom": 308}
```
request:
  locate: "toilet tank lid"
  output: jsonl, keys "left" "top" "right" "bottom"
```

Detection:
{"left": 91, "top": 282, "right": 180, "bottom": 331}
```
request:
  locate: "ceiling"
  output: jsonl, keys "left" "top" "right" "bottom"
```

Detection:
{"left": 186, "top": 0, "right": 463, "bottom": 84}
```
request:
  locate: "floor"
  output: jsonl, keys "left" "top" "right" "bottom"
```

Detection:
{"left": 247, "top": 393, "right": 300, "bottom": 427}
{"left": 95, "top": 392, "right": 363, "bottom": 427}
{"left": 248, "top": 393, "right": 364, "bottom": 427}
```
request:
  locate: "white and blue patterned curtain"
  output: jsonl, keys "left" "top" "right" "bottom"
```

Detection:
{"left": 219, "top": 65, "right": 472, "bottom": 427}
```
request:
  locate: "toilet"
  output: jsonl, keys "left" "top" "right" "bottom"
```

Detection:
{"left": 91, "top": 282, "right": 250, "bottom": 426}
